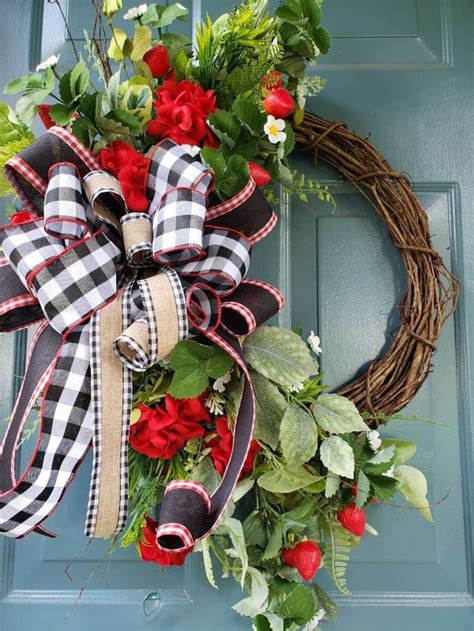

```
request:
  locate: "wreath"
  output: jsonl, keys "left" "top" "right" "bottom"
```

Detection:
{"left": 0, "top": 2, "right": 458, "bottom": 630}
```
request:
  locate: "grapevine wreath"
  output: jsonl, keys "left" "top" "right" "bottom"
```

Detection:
{"left": 0, "top": 1, "right": 458, "bottom": 630}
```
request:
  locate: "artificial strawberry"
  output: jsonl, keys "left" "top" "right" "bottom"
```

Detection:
{"left": 337, "top": 503, "right": 366, "bottom": 537}
{"left": 249, "top": 161, "right": 271, "bottom": 187}
{"left": 143, "top": 45, "right": 170, "bottom": 78}
{"left": 260, "top": 70, "right": 283, "bottom": 94}
{"left": 263, "top": 88, "right": 294, "bottom": 119}
{"left": 37, "top": 104, "right": 55, "bottom": 129}
{"left": 281, "top": 540, "right": 322, "bottom": 581}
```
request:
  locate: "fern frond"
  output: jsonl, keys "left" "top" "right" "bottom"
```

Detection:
{"left": 323, "top": 520, "right": 353, "bottom": 595}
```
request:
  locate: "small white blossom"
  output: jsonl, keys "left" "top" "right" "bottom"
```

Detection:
{"left": 36, "top": 54, "right": 60, "bottom": 72}
{"left": 264, "top": 115, "right": 287, "bottom": 144}
{"left": 289, "top": 382, "right": 304, "bottom": 393}
{"left": 181, "top": 144, "right": 201, "bottom": 157}
{"left": 205, "top": 392, "right": 225, "bottom": 416}
{"left": 123, "top": 4, "right": 148, "bottom": 20}
{"left": 307, "top": 330, "right": 322, "bottom": 355}
{"left": 366, "top": 429, "right": 382, "bottom": 451}
{"left": 213, "top": 372, "right": 231, "bottom": 393}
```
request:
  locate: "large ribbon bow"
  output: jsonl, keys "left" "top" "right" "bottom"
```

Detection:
{"left": 0, "top": 127, "right": 283, "bottom": 552}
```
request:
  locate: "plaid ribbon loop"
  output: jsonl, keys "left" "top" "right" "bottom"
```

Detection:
{"left": 0, "top": 127, "right": 284, "bottom": 547}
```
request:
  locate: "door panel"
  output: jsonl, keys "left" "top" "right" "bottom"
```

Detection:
{"left": 0, "top": 1, "right": 473, "bottom": 630}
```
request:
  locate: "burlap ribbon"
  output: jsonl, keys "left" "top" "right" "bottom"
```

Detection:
{"left": 0, "top": 127, "right": 283, "bottom": 551}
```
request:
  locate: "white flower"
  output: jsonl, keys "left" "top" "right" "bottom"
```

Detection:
{"left": 213, "top": 372, "right": 232, "bottom": 393}
{"left": 181, "top": 144, "right": 201, "bottom": 157}
{"left": 264, "top": 115, "right": 287, "bottom": 144}
{"left": 123, "top": 4, "right": 147, "bottom": 20}
{"left": 288, "top": 382, "right": 304, "bottom": 393}
{"left": 366, "top": 429, "right": 382, "bottom": 451}
{"left": 307, "top": 330, "right": 322, "bottom": 355}
{"left": 36, "top": 54, "right": 60, "bottom": 72}
{"left": 205, "top": 392, "right": 225, "bottom": 416}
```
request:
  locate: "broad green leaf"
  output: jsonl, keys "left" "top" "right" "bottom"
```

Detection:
{"left": 252, "top": 372, "right": 289, "bottom": 449}
{"left": 201, "top": 538, "right": 218, "bottom": 590}
{"left": 233, "top": 478, "right": 254, "bottom": 503}
{"left": 168, "top": 365, "right": 208, "bottom": 398}
{"left": 69, "top": 61, "right": 90, "bottom": 101}
{"left": 325, "top": 473, "right": 340, "bottom": 498}
{"left": 278, "top": 583, "right": 316, "bottom": 626}
{"left": 367, "top": 445, "right": 396, "bottom": 464}
{"left": 394, "top": 465, "right": 433, "bottom": 522}
{"left": 205, "top": 346, "right": 233, "bottom": 379}
{"left": 200, "top": 147, "right": 226, "bottom": 181}
{"left": 382, "top": 439, "right": 417, "bottom": 465}
{"left": 207, "top": 110, "right": 241, "bottom": 147}
{"left": 193, "top": 456, "right": 221, "bottom": 494}
{"left": 356, "top": 470, "right": 370, "bottom": 508}
{"left": 232, "top": 128, "right": 258, "bottom": 160}
{"left": 108, "top": 28, "right": 132, "bottom": 61}
{"left": 232, "top": 567, "right": 268, "bottom": 617}
{"left": 301, "top": 0, "right": 322, "bottom": 29}
{"left": 313, "top": 27, "right": 331, "bottom": 54}
{"left": 311, "top": 583, "right": 340, "bottom": 621}
{"left": 232, "top": 96, "right": 266, "bottom": 135}
{"left": 261, "top": 521, "right": 283, "bottom": 561}
{"left": 0, "top": 103, "right": 33, "bottom": 145}
{"left": 218, "top": 517, "right": 248, "bottom": 586}
{"left": 59, "top": 67, "right": 74, "bottom": 103}
{"left": 257, "top": 465, "right": 319, "bottom": 493}
{"left": 243, "top": 511, "right": 267, "bottom": 548}
{"left": 312, "top": 393, "right": 369, "bottom": 434}
{"left": 319, "top": 437, "right": 355, "bottom": 478}
{"left": 50, "top": 103, "right": 77, "bottom": 126}
{"left": 219, "top": 154, "right": 249, "bottom": 199}
{"left": 366, "top": 473, "right": 398, "bottom": 502}
{"left": 155, "top": 2, "right": 189, "bottom": 28}
{"left": 130, "top": 25, "right": 152, "bottom": 62}
{"left": 253, "top": 613, "right": 284, "bottom": 631}
{"left": 106, "top": 109, "right": 142, "bottom": 134}
{"left": 244, "top": 327, "right": 317, "bottom": 387}
{"left": 280, "top": 405, "right": 318, "bottom": 466}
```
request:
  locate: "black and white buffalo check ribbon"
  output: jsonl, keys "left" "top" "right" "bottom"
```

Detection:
{"left": 0, "top": 127, "right": 283, "bottom": 554}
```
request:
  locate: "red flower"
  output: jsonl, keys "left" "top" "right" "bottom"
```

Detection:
{"left": 97, "top": 140, "right": 150, "bottom": 212}
{"left": 147, "top": 78, "right": 219, "bottom": 148}
{"left": 208, "top": 417, "right": 261, "bottom": 477}
{"left": 11, "top": 210, "right": 36, "bottom": 225}
{"left": 130, "top": 395, "right": 210, "bottom": 459}
{"left": 143, "top": 45, "right": 170, "bottom": 78}
{"left": 139, "top": 516, "right": 192, "bottom": 566}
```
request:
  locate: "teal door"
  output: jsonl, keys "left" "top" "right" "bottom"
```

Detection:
{"left": 1, "top": 1, "right": 473, "bottom": 630}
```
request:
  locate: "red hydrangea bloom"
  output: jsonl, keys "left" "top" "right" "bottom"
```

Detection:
{"left": 208, "top": 417, "right": 261, "bottom": 477}
{"left": 97, "top": 140, "right": 150, "bottom": 212}
{"left": 139, "top": 516, "right": 192, "bottom": 566}
{"left": 130, "top": 395, "right": 210, "bottom": 459}
{"left": 147, "top": 78, "right": 219, "bottom": 148}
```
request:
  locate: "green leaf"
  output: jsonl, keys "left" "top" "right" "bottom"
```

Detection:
{"left": 325, "top": 473, "right": 340, "bottom": 499}
{"left": 205, "top": 346, "right": 233, "bottom": 379}
{"left": 253, "top": 613, "right": 284, "bottom": 631}
{"left": 170, "top": 339, "right": 212, "bottom": 369}
{"left": 4, "top": 75, "right": 37, "bottom": 95}
{"left": 313, "top": 27, "right": 331, "bottom": 55}
{"left": 301, "top": 0, "right": 322, "bottom": 29}
{"left": 59, "top": 68, "right": 74, "bottom": 103}
{"left": 278, "top": 584, "right": 316, "bottom": 626}
{"left": 232, "top": 96, "right": 266, "bottom": 135}
{"left": 257, "top": 465, "right": 320, "bottom": 493}
{"left": 394, "top": 465, "right": 433, "bottom": 522}
{"left": 244, "top": 326, "right": 318, "bottom": 387}
{"left": 155, "top": 2, "right": 189, "bottom": 28}
{"left": 313, "top": 393, "right": 369, "bottom": 434}
{"left": 356, "top": 470, "right": 370, "bottom": 508}
{"left": 50, "top": 103, "right": 77, "bottom": 126}
{"left": 193, "top": 456, "right": 221, "bottom": 494}
{"left": 130, "top": 25, "right": 152, "bottom": 62}
{"left": 106, "top": 109, "right": 142, "bottom": 134}
{"left": 252, "top": 372, "right": 289, "bottom": 449}
{"left": 201, "top": 538, "right": 218, "bottom": 590}
{"left": 70, "top": 117, "right": 95, "bottom": 146}
{"left": 200, "top": 147, "right": 226, "bottom": 181}
{"left": 232, "top": 128, "right": 258, "bottom": 160}
{"left": 322, "top": 519, "right": 353, "bottom": 595}
{"left": 311, "top": 583, "right": 339, "bottom": 621}
{"left": 366, "top": 473, "right": 399, "bottom": 502}
{"left": 261, "top": 521, "right": 283, "bottom": 561}
{"left": 278, "top": 52, "right": 306, "bottom": 78}
{"left": 243, "top": 511, "right": 267, "bottom": 548}
{"left": 168, "top": 365, "right": 209, "bottom": 398}
{"left": 382, "top": 439, "right": 417, "bottom": 465}
{"left": 367, "top": 445, "right": 396, "bottom": 464}
{"left": 0, "top": 103, "right": 33, "bottom": 145}
{"left": 219, "top": 154, "right": 249, "bottom": 199}
{"left": 232, "top": 567, "right": 268, "bottom": 617}
{"left": 108, "top": 28, "right": 133, "bottom": 61}
{"left": 319, "top": 437, "right": 355, "bottom": 478}
{"left": 207, "top": 110, "right": 241, "bottom": 147}
{"left": 280, "top": 405, "right": 318, "bottom": 466}
{"left": 79, "top": 92, "right": 100, "bottom": 121}
{"left": 217, "top": 517, "right": 248, "bottom": 586}
{"left": 69, "top": 61, "right": 90, "bottom": 101}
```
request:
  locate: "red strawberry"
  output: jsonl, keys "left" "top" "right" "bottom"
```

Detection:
{"left": 143, "top": 45, "right": 170, "bottom": 78}
{"left": 260, "top": 71, "right": 283, "bottom": 94}
{"left": 337, "top": 503, "right": 366, "bottom": 537}
{"left": 263, "top": 88, "right": 294, "bottom": 119}
{"left": 249, "top": 161, "right": 271, "bottom": 187}
{"left": 37, "top": 104, "right": 55, "bottom": 129}
{"left": 281, "top": 540, "right": 322, "bottom": 581}
{"left": 11, "top": 209, "right": 36, "bottom": 225}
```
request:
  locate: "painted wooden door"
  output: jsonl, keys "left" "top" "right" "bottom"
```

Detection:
{"left": 1, "top": 1, "right": 473, "bottom": 630}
